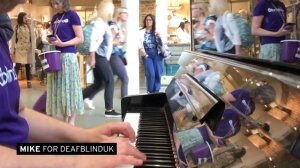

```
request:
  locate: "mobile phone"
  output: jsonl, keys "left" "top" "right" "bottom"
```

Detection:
{"left": 47, "top": 35, "right": 57, "bottom": 41}
{"left": 284, "top": 23, "right": 296, "bottom": 30}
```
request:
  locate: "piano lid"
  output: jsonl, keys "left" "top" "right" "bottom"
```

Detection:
{"left": 165, "top": 73, "right": 225, "bottom": 132}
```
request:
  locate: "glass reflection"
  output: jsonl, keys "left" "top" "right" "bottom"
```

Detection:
{"left": 172, "top": 50, "right": 300, "bottom": 167}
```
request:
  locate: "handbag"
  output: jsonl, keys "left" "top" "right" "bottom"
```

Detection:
{"left": 121, "top": 57, "right": 127, "bottom": 66}
{"left": 160, "top": 44, "right": 172, "bottom": 59}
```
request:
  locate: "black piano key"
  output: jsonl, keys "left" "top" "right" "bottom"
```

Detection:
{"left": 138, "top": 132, "right": 169, "bottom": 138}
{"left": 140, "top": 116, "right": 165, "bottom": 119}
{"left": 138, "top": 128, "right": 169, "bottom": 135}
{"left": 136, "top": 145, "right": 172, "bottom": 150}
{"left": 138, "top": 126, "right": 168, "bottom": 131}
{"left": 138, "top": 133, "right": 169, "bottom": 138}
{"left": 138, "top": 148, "right": 174, "bottom": 154}
{"left": 145, "top": 155, "right": 175, "bottom": 160}
{"left": 145, "top": 152, "right": 175, "bottom": 158}
{"left": 136, "top": 141, "right": 171, "bottom": 147}
{"left": 143, "top": 159, "right": 175, "bottom": 165}
{"left": 139, "top": 123, "right": 167, "bottom": 127}
{"left": 136, "top": 140, "right": 170, "bottom": 144}
{"left": 137, "top": 137, "right": 171, "bottom": 142}
{"left": 136, "top": 163, "right": 176, "bottom": 168}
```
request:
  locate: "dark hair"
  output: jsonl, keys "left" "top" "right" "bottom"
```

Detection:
{"left": 49, "top": 0, "right": 71, "bottom": 11}
{"left": 108, "top": 20, "right": 117, "bottom": 26}
{"left": 17, "top": 12, "right": 27, "bottom": 25}
{"left": 44, "top": 22, "right": 51, "bottom": 29}
{"left": 262, "top": 123, "right": 270, "bottom": 133}
{"left": 141, "top": 14, "right": 156, "bottom": 33}
{"left": 233, "top": 147, "right": 246, "bottom": 158}
{"left": 192, "top": 19, "right": 199, "bottom": 25}
{"left": 206, "top": 15, "right": 217, "bottom": 22}
{"left": 178, "top": 22, "right": 185, "bottom": 31}
{"left": 250, "top": 84, "right": 276, "bottom": 104}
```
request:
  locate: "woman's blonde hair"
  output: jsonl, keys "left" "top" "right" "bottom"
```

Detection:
{"left": 97, "top": 0, "right": 114, "bottom": 21}
{"left": 209, "top": 0, "right": 229, "bottom": 16}
{"left": 192, "top": 2, "right": 209, "bottom": 17}
{"left": 114, "top": 7, "right": 128, "bottom": 20}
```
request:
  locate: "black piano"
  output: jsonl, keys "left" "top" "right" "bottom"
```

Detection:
{"left": 122, "top": 50, "right": 300, "bottom": 168}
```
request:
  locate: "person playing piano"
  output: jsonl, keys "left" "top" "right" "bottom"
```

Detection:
{"left": 0, "top": 1, "right": 146, "bottom": 167}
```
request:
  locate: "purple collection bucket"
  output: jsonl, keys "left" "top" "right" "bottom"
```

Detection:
{"left": 38, "top": 50, "right": 62, "bottom": 73}
{"left": 280, "top": 40, "right": 300, "bottom": 62}
{"left": 191, "top": 141, "right": 214, "bottom": 165}
{"left": 33, "top": 92, "right": 47, "bottom": 114}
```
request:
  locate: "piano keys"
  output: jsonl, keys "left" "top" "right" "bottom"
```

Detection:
{"left": 122, "top": 74, "right": 225, "bottom": 168}
{"left": 124, "top": 108, "right": 178, "bottom": 168}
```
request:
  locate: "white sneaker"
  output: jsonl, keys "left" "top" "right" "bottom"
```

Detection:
{"left": 84, "top": 98, "right": 95, "bottom": 110}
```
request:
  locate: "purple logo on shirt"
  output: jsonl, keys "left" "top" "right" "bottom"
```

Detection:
{"left": 0, "top": 66, "right": 17, "bottom": 87}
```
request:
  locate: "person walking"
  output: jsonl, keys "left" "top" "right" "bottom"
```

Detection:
{"left": 10, "top": 12, "right": 35, "bottom": 88}
{"left": 139, "top": 14, "right": 164, "bottom": 93}
{"left": 109, "top": 7, "right": 129, "bottom": 98}
{"left": 210, "top": 0, "right": 241, "bottom": 55}
{"left": 82, "top": 0, "right": 121, "bottom": 117}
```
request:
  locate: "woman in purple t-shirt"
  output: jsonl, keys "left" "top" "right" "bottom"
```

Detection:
{"left": 47, "top": 0, "right": 84, "bottom": 125}
{"left": 252, "top": 0, "right": 292, "bottom": 61}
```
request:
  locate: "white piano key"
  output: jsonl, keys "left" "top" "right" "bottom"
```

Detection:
{"left": 124, "top": 113, "right": 141, "bottom": 138}
{"left": 115, "top": 165, "right": 134, "bottom": 168}
{"left": 115, "top": 113, "right": 141, "bottom": 168}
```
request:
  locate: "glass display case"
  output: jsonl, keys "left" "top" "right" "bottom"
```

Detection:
{"left": 174, "top": 50, "right": 300, "bottom": 167}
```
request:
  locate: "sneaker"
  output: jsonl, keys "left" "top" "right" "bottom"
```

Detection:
{"left": 105, "top": 109, "right": 121, "bottom": 118}
{"left": 84, "top": 98, "right": 95, "bottom": 110}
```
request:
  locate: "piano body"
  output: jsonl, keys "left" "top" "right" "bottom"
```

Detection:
{"left": 122, "top": 50, "right": 300, "bottom": 168}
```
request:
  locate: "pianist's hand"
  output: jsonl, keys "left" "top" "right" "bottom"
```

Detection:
{"left": 75, "top": 154, "right": 145, "bottom": 168}
{"left": 86, "top": 121, "right": 137, "bottom": 143}
{"left": 74, "top": 137, "right": 146, "bottom": 168}
{"left": 103, "top": 136, "right": 146, "bottom": 160}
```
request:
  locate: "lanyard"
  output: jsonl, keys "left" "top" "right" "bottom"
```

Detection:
{"left": 53, "top": 13, "right": 65, "bottom": 36}
{"left": 271, "top": 2, "right": 286, "bottom": 24}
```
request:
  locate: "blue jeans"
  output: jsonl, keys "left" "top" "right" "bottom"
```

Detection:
{"left": 144, "top": 48, "right": 163, "bottom": 93}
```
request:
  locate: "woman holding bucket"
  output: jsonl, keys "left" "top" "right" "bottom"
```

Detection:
{"left": 47, "top": 0, "right": 84, "bottom": 125}
{"left": 252, "top": 0, "right": 292, "bottom": 61}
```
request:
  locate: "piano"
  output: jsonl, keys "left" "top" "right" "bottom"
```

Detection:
{"left": 122, "top": 50, "right": 300, "bottom": 168}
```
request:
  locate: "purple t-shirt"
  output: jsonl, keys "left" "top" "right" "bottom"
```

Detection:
{"left": 0, "top": 31, "right": 29, "bottom": 149}
{"left": 230, "top": 89, "right": 255, "bottom": 116}
{"left": 51, "top": 10, "right": 81, "bottom": 53}
{"left": 214, "top": 109, "right": 240, "bottom": 138}
{"left": 253, "top": 0, "right": 286, "bottom": 44}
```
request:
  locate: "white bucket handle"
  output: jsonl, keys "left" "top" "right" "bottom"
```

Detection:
{"left": 296, "top": 47, "right": 300, "bottom": 59}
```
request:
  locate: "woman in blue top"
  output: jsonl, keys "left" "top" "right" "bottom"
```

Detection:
{"left": 138, "top": 14, "right": 164, "bottom": 93}
{"left": 47, "top": 0, "right": 84, "bottom": 125}
{"left": 252, "top": 0, "right": 292, "bottom": 61}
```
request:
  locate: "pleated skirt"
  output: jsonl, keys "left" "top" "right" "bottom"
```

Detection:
{"left": 46, "top": 53, "right": 84, "bottom": 118}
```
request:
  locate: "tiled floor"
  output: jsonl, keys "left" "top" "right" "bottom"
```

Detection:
{"left": 20, "top": 79, "right": 131, "bottom": 128}
{"left": 20, "top": 77, "right": 166, "bottom": 129}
